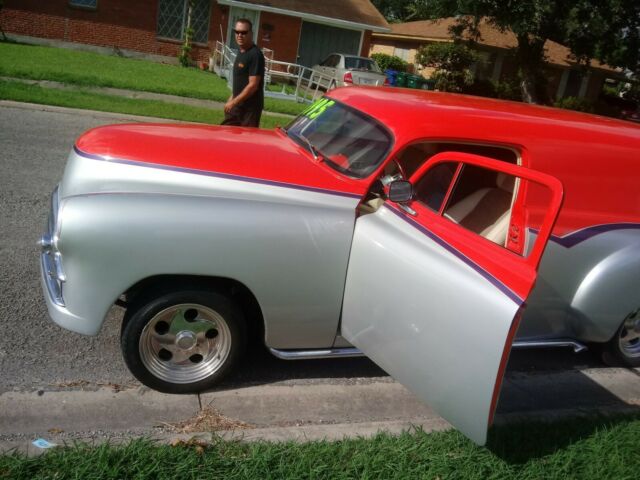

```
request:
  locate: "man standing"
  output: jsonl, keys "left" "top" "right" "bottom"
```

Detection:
{"left": 222, "top": 18, "right": 265, "bottom": 127}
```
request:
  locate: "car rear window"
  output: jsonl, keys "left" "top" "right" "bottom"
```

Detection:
{"left": 344, "top": 57, "right": 380, "bottom": 72}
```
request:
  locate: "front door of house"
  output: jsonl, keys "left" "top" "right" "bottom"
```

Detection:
{"left": 297, "top": 22, "right": 362, "bottom": 68}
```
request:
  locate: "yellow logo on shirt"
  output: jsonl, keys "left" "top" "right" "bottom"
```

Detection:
{"left": 238, "top": 63, "right": 245, "bottom": 68}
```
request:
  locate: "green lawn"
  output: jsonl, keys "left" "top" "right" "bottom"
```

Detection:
{"left": 1, "top": 415, "right": 639, "bottom": 479}
{"left": 0, "top": 42, "right": 307, "bottom": 116}
{"left": 0, "top": 79, "right": 288, "bottom": 129}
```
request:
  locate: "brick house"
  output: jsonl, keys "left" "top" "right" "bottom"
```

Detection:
{"left": 2, "top": 0, "right": 389, "bottom": 66}
{"left": 370, "top": 18, "right": 621, "bottom": 102}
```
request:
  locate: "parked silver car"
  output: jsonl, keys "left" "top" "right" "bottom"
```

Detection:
{"left": 311, "top": 53, "right": 388, "bottom": 88}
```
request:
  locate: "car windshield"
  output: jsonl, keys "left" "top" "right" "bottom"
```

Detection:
{"left": 285, "top": 98, "right": 392, "bottom": 179}
{"left": 344, "top": 57, "right": 380, "bottom": 72}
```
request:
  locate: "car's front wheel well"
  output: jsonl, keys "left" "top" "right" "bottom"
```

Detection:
{"left": 121, "top": 275, "right": 265, "bottom": 345}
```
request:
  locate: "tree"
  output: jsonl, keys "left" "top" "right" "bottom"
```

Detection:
{"left": 370, "top": 0, "right": 431, "bottom": 23}
{"left": 178, "top": 0, "right": 195, "bottom": 67}
{"left": 563, "top": 0, "right": 640, "bottom": 78}
{"left": 411, "top": 0, "right": 640, "bottom": 104}
{"left": 551, "top": 1, "right": 639, "bottom": 109}
{"left": 415, "top": 42, "right": 477, "bottom": 92}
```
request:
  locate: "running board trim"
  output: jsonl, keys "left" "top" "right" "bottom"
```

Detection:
{"left": 270, "top": 340, "right": 587, "bottom": 360}
{"left": 269, "top": 347, "right": 364, "bottom": 360}
{"left": 512, "top": 339, "right": 588, "bottom": 353}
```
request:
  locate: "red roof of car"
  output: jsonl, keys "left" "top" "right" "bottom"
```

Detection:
{"left": 327, "top": 87, "right": 640, "bottom": 149}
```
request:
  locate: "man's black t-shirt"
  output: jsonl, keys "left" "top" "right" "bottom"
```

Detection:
{"left": 233, "top": 44, "right": 265, "bottom": 110}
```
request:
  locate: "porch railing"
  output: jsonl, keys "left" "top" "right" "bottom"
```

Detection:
{"left": 211, "top": 41, "right": 336, "bottom": 104}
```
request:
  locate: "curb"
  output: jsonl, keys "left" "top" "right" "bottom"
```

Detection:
{"left": 0, "top": 99, "right": 198, "bottom": 124}
{"left": 1, "top": 367, "right": 639, "bottom": 455}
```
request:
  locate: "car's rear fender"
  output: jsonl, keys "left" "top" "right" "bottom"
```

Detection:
{"left": 522, "top": 228, "right": 640, "bottom": 343}
{"left": 570, "top": 236, "right": 640, "bottom": 342}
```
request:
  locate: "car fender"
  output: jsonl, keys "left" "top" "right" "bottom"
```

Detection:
{"left": 54, "top": 191, "right": 356, "bottom": 346}
{"left": 570, "top": 240, "right": 640, "bottom": 342}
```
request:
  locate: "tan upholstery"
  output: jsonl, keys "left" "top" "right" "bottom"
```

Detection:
{"left": 444, "top": 174, "right": 514, "bottom": 246}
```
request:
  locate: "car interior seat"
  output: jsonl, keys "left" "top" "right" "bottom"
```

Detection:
{"left": 444, "top": 173, "right": 515, "bottom": 246}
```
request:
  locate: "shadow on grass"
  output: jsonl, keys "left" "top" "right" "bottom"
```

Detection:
{"left": 486, "top": 412, "right": 640, "bottom": 463}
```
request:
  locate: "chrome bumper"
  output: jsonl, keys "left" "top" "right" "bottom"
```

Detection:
{"left": 39, "top": 186, "right": 65, "bottom": 306}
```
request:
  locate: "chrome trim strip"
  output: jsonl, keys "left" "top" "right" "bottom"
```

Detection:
{"left": 41, "top": 250, "right": 65, "bottom": 307}
{"left": 269, "top": 347, "right": 364, "bottom": 360}
{"left": 53, "top": 252, "right": 66, "bottom": 282}
{"left": 49, "top": 185, "right": 59, "bottom": 243}
{"left": 512, "top": 339, "right": 588, "bottom": 353}
{"left": 41, "top": 186, "right": 65, "bottom": 307}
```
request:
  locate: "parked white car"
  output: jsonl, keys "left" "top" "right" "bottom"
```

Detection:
{"left": 311, "top": 53, "right": 388, "bottom": 88}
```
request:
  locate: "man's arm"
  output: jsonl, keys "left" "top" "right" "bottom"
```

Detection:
{"left": 224, "top": 75, "right": 261, "bottom": 113}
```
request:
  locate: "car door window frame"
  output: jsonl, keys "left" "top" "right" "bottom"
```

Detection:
{"left": 391, "top": 152, "right": 563, "bottom": 299}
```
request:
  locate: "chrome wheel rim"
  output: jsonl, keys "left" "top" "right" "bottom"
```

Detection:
{"left": 139, "top": 303, "right": 232, "bottom": 384}
{"left": 618, "top": 310, "right": 640, "bottom": 358}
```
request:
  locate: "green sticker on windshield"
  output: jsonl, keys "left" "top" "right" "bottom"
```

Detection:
{"left": 302, "top": 98, "right": 336, "bottom": 120}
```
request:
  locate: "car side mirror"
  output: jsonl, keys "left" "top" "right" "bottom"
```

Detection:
{"left": 388, "top": 180, "right": 413, "bottom": 203}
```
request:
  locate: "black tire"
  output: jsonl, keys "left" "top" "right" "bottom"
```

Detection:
{"left": 121, "top": 289, "right": 246, "bottom": 393}
{"left": 600, "top": 309, "right": 640, "bottom": 368}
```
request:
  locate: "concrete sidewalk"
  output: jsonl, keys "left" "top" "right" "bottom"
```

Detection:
{"left": 1, "top": 367, "right": 639, "bottom": 453}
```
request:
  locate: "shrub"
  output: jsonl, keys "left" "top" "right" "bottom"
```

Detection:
{"left": 415, "top": 43, "right": 477, "bottom": 93}
{"left": 370, "top": 53, "right": 409, "bottom": 72}
{"left": 554, "top": 96, "right": 595, "bottom": 113}
{"left": 464, "top": 78, "right": 522, "bottom": 101}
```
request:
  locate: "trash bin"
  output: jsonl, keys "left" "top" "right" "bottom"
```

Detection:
{"left": 395, "top": 72, "right": 407, "bottom": 88}
{"left": 407, "top": 74, "right": 424, "bottom": 89}
{"left": 421, "top": 79, "right": 436, "bottom": 90}
{"left": 384, "top": 69, "right": 398, "bottom": 86}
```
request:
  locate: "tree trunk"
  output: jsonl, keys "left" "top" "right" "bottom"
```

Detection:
{"left": 0, "top": 1, "right": 7, "bottom": 41}
{"left": 516, "top": 34, "right": 548, "bottom": 104}
{"left": 185, "top": 1, "right": 193, "bottom": 36}
{"left": 520, "top": 77, "right": 538, "bottom": 104}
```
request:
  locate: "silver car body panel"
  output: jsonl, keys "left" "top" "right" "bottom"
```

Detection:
{"left": 341, "top": 205, "right": 521, "bottom": 445}
{"left": 44, "top": 148, "right": 640, "bottom": 352}
{"left": 518, "top": 228, "right": 640, "bottom": 343}
{"left": 43, "top": 150, "right": 359, "bottom": 346}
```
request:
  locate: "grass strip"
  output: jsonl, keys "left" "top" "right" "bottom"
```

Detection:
{"left": 0, "top": 80, "right": 288, "bottom": 129}
{"left": 0, "top": 41, "right": 308, "bottom": 116}
{"left": 1, "top": 414, "right": 639, "bottom": 479}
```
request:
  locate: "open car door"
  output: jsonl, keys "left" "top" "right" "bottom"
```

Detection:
{"left": 342, "top": 152, "right": 563, "bottom": 445}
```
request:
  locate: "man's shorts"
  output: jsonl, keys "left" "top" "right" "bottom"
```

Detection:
{"left": 222, "top": 105, "right": 262, "bottom": 127}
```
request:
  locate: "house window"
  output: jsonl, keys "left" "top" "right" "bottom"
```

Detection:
{"left": 474, "top": 51, "right": 496, "bottom": 80}
{"left": 157, "top": 0, "right": 211, "bottom": 44}
{"left": 563, "top": 69, "right": 584, "bottom": 98}
{"left": 69, "top": 0, "right": 97, "bottom": 8}
{"left": 394, "top": 47, "right": 410, "bottom": 61}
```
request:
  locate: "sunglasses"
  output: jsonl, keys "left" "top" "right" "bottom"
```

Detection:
{"left": 234, "top": 30, "right": 250, "bottom": 36}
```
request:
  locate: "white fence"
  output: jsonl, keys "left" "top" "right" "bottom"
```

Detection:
{"left": 211, "top": 41, "right": 336, "bottom": 104}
